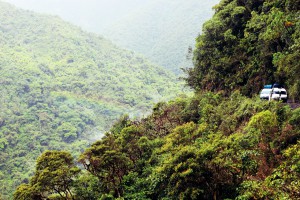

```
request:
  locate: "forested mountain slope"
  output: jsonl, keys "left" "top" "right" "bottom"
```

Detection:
{"left": 14, "top": 92, "right": 300, "bottom": 200}
{"left": 4, "top": 0, "right": 219, "bottom": 75}
{"left": 4, "top": 0, "right": 300, "bottom": 200}
{"left": 0, "top": 1, "right": 182, "bottom": 198}
{"left": 11, "top": 0, "right": 300, "bottom": 199}
{"left": 186, "top": 0, "right": 300, "bottom": 101}
{"left": 103, "top": 0, "right": 219, "bottom": 74}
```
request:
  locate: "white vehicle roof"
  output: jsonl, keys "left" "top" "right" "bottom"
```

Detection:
{"left": 273, "top": 88, "right": 287, "bottom": 92}
{"left": 260, "top": 88, "right": 272, "bottom": 94}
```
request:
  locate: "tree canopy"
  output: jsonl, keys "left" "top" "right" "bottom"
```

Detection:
{"left": 14, "top": 151, "right": 80, "bottom": 200}
{"left": 185, "top": 0, "right": 300, "bottom": 101}
{"left": 3, "top": 0, "right": 300, "bottom": 199}
{"left": 16, "top": 92, "right": 300, "bottom": 199}
{"left": 0, "top": 1, "right": 182, "bottom": 198}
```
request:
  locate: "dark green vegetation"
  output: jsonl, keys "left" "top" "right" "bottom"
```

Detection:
{"left": 104, "top": 0, "right": 219, "bottom": 74}
{"left": 14, "top": 151, "right": 80, "bottom": 200}
{"left": 0, "top": 1, "right": 182, "bottom": 198}
{"left": 7, "top": 0, "right": 300, "bottom": 199}
{"left": 15, "top": 92, "right": 300, "bottom": 199}
{"left": 185, "top": 0, "right": 300, "bottom": 101}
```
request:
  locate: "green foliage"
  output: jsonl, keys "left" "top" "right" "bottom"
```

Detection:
{"left": 14, "top": 150, "right": 80, "bottom": 200}
{"left": 237, "top": 142, "right": 300, "bottom": 199}
{"left": 5, "top": 0, "right": 300, "bottom": 199}
{"left": 154, "top": 146, "right": 206, "bottom": 199}
{"left": 12, "top": 91, "right": 300, "bottom": 200}
{"left": 247, "top": 110, "right": 278, "bottom": 134}
{"left": 13, "top": 184, "right": 37, "bottom": 200}
{"left": 186, "top": 0, "right": 300, "bottom": 101}
{"left": 73, "top": 172, "right": 102, "bottom": 200}
{"left": 0, "top": 1, "right": 183, "bottom": 198}
{"left": 74, "top": 93, "right": 298, "bottom": 199}
{"left": 79, "top": 135, "right": 133, "bottom": 198}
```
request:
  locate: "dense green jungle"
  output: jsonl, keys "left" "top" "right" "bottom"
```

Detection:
{"left": 0, "top": 1, "right": 182, "bottom": 198}
{"left": 1, "top": 0, "right": 300, "bottom": 199}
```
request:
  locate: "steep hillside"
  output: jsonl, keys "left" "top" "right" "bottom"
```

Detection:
{"left": 15, "top": 92, "right": 300, "bottom": 199}
{"left": 0, "top": 1, "right": 182, "bottom": 198}
{"left": 10, "top": 0, "right": 300, "bottom": 199}
{"left": 185, "top": 0, "right": 300, "bottom": 101}
{"left": 103, "top": 0, "right": 219, "bottom": 74}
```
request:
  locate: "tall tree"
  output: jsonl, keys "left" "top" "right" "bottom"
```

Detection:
{"left": 14, "top": 151, "right": 80, "bottom": 200}
{"left": 79, "top": 135, "right": 133, "bottom": 198}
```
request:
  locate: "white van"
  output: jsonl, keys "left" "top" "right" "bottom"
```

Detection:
{"left": 260, "top": 88, "right": 272, "bottom": 100}
{"left": 269, "top": 88, "right": 288, "bottom": 102}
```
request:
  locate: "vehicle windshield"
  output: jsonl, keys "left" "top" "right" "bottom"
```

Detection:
{"left": 261, "top": 90, "right": 270, "bottom": 94}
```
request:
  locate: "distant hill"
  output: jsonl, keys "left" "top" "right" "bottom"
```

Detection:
{"left": 103, "top": 0, "right": 219, "bottom": 74}
{"left": 0, "top": 1, "right": 182, "bottom": 198}
{"left": 3, "top": 0, "right": 219, "bottom": 75}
